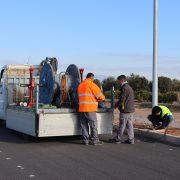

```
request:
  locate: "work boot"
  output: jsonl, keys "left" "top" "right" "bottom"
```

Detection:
{"left": 90, "top": 141, "right": 104, "bottom": 146}
{"left": 109, "top": 138, "right": 121, "bottom": 144}
{"left": 82, "top": 141, "right": 89, "bottom": 145}
{"left": 124, "top": 139, "right": 134, "bottom": 145}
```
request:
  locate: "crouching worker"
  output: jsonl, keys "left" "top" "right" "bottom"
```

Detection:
{"left": 78, "top": 73, "right": 105, "bottom": 145}
{"left": 148, "top": 105, "right": 173, "bottom": 130}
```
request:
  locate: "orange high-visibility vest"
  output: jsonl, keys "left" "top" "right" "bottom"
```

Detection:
{"left": 78, "top": 78, "right": 105, "bottom": 112}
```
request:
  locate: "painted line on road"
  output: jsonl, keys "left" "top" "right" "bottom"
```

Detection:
{"left": 17, "top": 165, "right": 23, "bottom": 168}
{"left": 0, "top": 150, "right": 36, "bottom": 178}
{"left": 17, "top": 165, "right": 25, "bottom": 170}
{"left": 29, "top": 174, "right": 35, "bottom": 178}
{"left": 6, "top": 157, "right": 11, "bottom": 160}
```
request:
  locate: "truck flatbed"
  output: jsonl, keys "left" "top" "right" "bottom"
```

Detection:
{"left": 6, "top": 106, "right": 113, "bottom": 137}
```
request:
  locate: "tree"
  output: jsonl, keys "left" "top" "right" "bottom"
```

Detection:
{"left": 128, "top": 73, "right": 150, "bottom": 92}
{"left": 158, "top": 76, "right": 172, "bottom": 93}
{"left": 172, "top": 79, "right": 180, "bottom": 92}
{"left": 102, "top": 76, "right": 118, "bottom": 92}
{"left": 94, "top": 79, "right": 102, "bottom": 88}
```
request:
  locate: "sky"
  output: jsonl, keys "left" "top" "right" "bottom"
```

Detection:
{"left": 0, "top": 0, "right": 180, "bottom": 80}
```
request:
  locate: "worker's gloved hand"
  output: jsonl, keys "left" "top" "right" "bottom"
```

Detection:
{"left": 98, "top": 101, "right": 112, "bottom": 112}
{"left": 98, "top": 101, "right": 107, "bottom": 109}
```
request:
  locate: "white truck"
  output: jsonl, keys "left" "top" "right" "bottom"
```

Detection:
{"left": 0, "top": 62, "right": 113, "bottom": 138}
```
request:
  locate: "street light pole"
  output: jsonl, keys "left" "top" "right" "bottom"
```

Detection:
{"left": 152, "top": 0, "right": 158, "bottom": 107}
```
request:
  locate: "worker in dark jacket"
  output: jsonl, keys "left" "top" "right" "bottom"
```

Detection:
{"left": 109, "top": 75, "right": 135, "bottom": 144}
{"left": 148, "top": 105, "right": 173, "bottom": 129}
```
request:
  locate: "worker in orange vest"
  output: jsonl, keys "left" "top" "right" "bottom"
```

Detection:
{"left": 78, "top": 73, "right": 105, "bottom": 145}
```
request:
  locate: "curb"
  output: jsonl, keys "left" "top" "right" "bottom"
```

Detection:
{"left": 134, "top": 128, "right": 180, "bottom": 146}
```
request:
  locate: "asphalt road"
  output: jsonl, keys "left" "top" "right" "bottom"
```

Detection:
{"left": 0, "top": 125, "right": 180, "bottom": 180}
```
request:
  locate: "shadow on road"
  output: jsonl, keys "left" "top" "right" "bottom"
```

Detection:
{"left": 136, "top": 135, "right": 180, "bottom": 148}
{"left": 0, "top": 123, "right": 84, "bottom": 145}
{"left": 1, "top": 121, "right": 179, "bottom": 147}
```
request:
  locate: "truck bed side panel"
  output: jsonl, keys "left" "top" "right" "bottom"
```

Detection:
{"left": 38, "top": 112, "right": 113, "bottom": 137}
{"left": 6, "top": 109, "right": 36, "bottom": 136}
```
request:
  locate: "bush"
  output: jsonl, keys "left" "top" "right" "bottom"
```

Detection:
{"left": 158, "top": 92, "right": 178, "bottom": 103}
{"left": 104, "top": 90, "right": 120, "bottom": 99}
{"left": 163, "top": 92, "right": 178, "bottom": 103}
{"left": 128, "top": 74, "right": 150, "bottom": 92}
{"left": 158, "top": 93, "right": 164, "bottom": 103}
{"left": 135, "top": 91, "right": 178, "bottom": 103}
{"left": 135, "top": 90, "right": 151, "bottom": 102}
{"left": 102, "top": 77, "right": 117, "bottom": 91}
{"left": 158, "top": 76, "right": 172, "bottom": 93}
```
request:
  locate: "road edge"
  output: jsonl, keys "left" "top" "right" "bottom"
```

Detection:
{"left": 134, "top": 128, "right": 180, "bottom": 146}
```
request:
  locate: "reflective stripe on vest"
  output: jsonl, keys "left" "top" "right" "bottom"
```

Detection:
{"left": 79, "top": 101, "right": 98, "bottom": 105}
{"left": 78, "top": 93, "right": 94, "bottom": 97}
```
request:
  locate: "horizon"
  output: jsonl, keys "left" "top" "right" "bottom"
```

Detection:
{"left": 0, "top": 0, "right": 180, "bottom": 79}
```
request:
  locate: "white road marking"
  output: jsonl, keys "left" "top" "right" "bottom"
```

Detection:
{"left": 17, "top": 165, "right": 22, "bottom": 168}
{"left": 17, "top": 165, "right": 25, "bottom": 170}
{"left": 169, "top": 148, "right": 173, "bottom": 151}
{"left": 29, "top": 174, "right": 35, "bottom": 178}
{"left": 0, "top": 149, "right": 36, "bottom": 177}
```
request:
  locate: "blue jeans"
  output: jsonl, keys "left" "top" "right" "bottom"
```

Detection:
{"left": 162, "top": 115, "right": 173, "bottom": 128}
